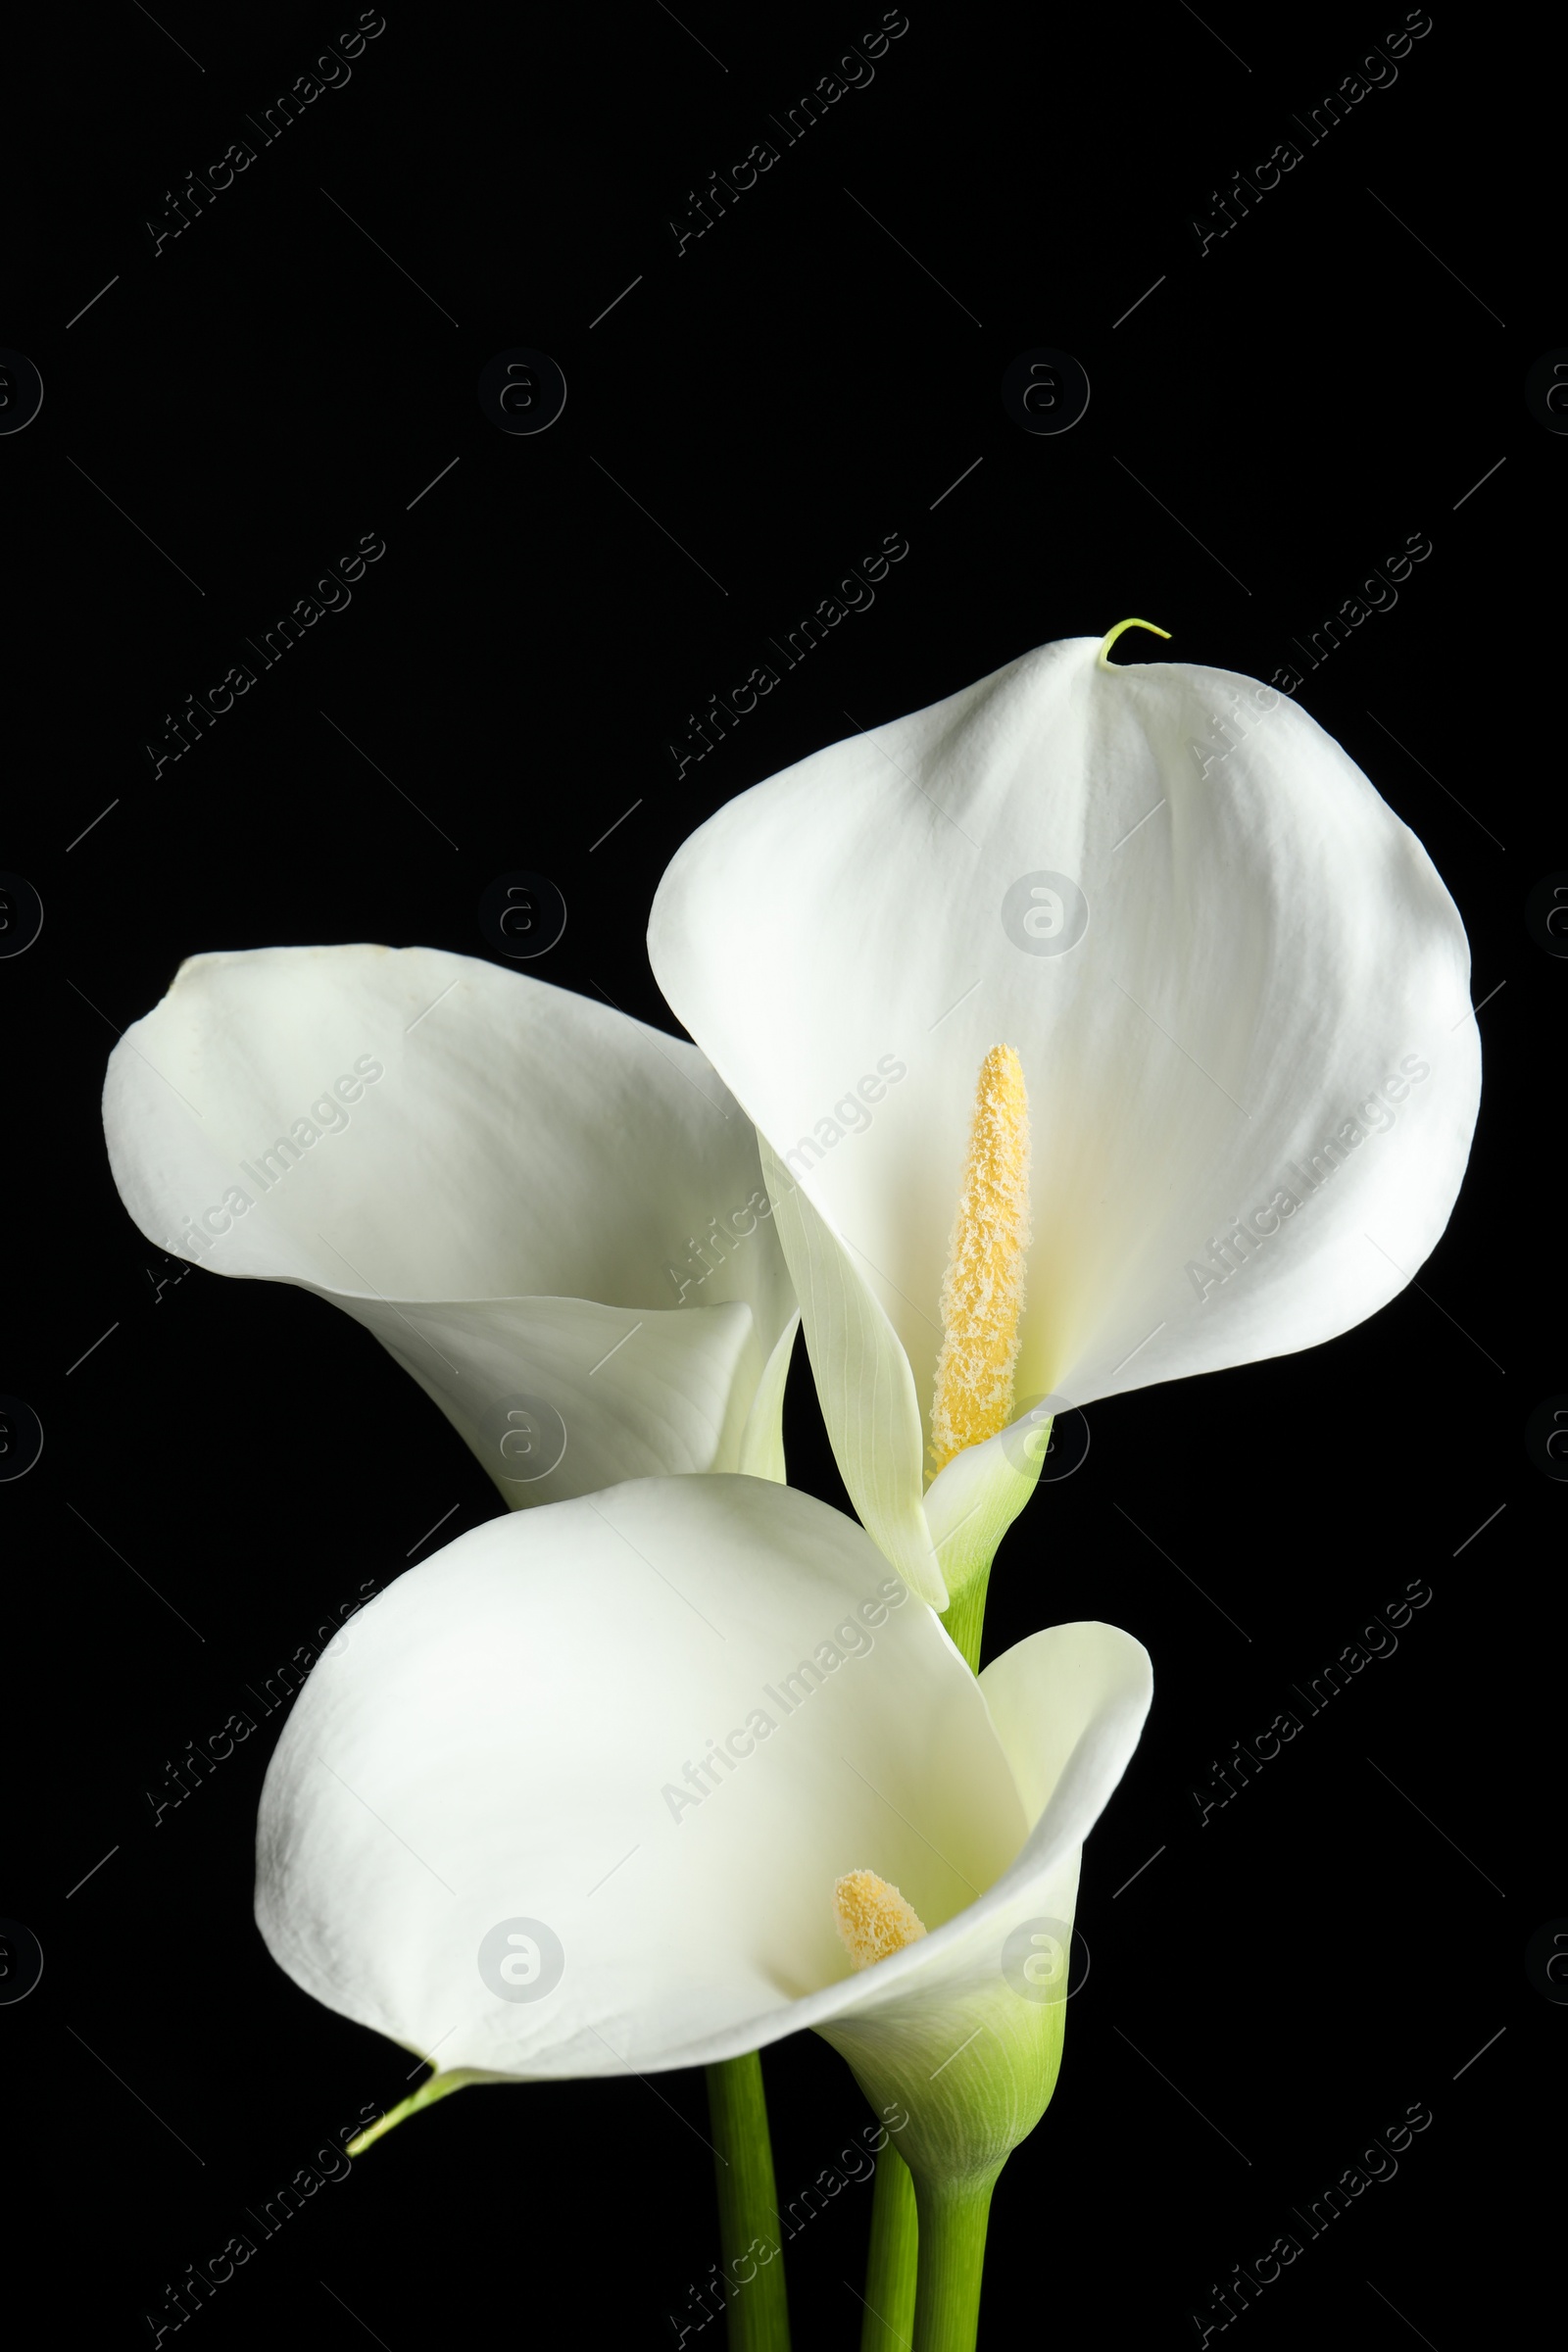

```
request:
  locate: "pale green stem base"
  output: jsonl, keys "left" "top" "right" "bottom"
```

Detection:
{"left": 860, "top": 1487, "right": 1034, "bottom": 2346}
{"left": 938, "top": 1564, "right": 992, "bottom": 1676}
{"left": 705, "top": 2053, "right": 791, "bottom": 2351}
{"left": 859, "top": 2140, "right": 918, "bottom": 2349}
{"left": 911, "top": 2171, "right": 1002, "bottom": 2352}
{"left": 345, "top": 2067, "right": 472, "bottom": 2155}
{"left": 891, "top": 1568, "right": 993, "bottom": 2351}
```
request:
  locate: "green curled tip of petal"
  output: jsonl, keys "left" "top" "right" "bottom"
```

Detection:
{"left": 346, "top": 2068, "right": 474, "bottom": 2156}
{"left": 1096, "top": 617, "right": 1172, "bottom": 669}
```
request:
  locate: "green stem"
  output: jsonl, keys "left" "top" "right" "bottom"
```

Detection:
{"left": 345, "top": 2067, "right": 472, "bottom": 2155}
{"left": 910, "top": 2171, "right": 1001, "bottom": 2352}
{"left": 938, "top": 1560, "right": 992, "bottom": 1676}
{"left": 704, "top": 2053, "right": 791, "bottom": 2351}
{"left": 859, "top": 2141, "right": 918, "bottom": 2350}
{"left": 867, "top": 1536, "right": 1002, "bottom": 2344}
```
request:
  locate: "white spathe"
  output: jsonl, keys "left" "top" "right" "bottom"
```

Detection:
{"left": 103, "top": 946, "right": 798, "bottom": 1505}
{"left": 648, "top": 637, "right": 1481, "bottom": 1601}
{"left": 255, "top": 1475, "right": 1151, "bottom": 2090}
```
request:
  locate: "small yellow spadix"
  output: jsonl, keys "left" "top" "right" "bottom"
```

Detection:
{"left": 929, "top": 1045, "right": 1031, "bottom": 1473}
{"left": 833, "top": 1870, "right": 928, "bottom": 1971}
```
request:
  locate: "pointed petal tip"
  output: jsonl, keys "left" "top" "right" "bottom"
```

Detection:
{"left": 1097, "top": 617, "right": 1173, "bottom": 668}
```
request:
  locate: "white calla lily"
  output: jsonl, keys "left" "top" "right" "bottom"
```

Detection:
{"left": 104, "top": 947, "right": 798, "bottom": 1504}
{"left": 648, "top": 631, "right": 1480, "bottom": 1608}
{"left": 255, "top": 1474, "right": 1151, "bottom": 2187}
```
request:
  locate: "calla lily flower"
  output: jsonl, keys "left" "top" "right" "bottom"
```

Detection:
{"left": 255, "top": 1473, "right": 1151, "bottom": 2187}
{"left": 103, "top": 947, "right": 798, "bottom": 1504}
{"left": 648, "top": 630, "right": 1481, "bottom": 1608}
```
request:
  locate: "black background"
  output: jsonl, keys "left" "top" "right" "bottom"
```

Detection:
{"left": 6, "top": 3, "right": 1554, "bottom": 2345}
